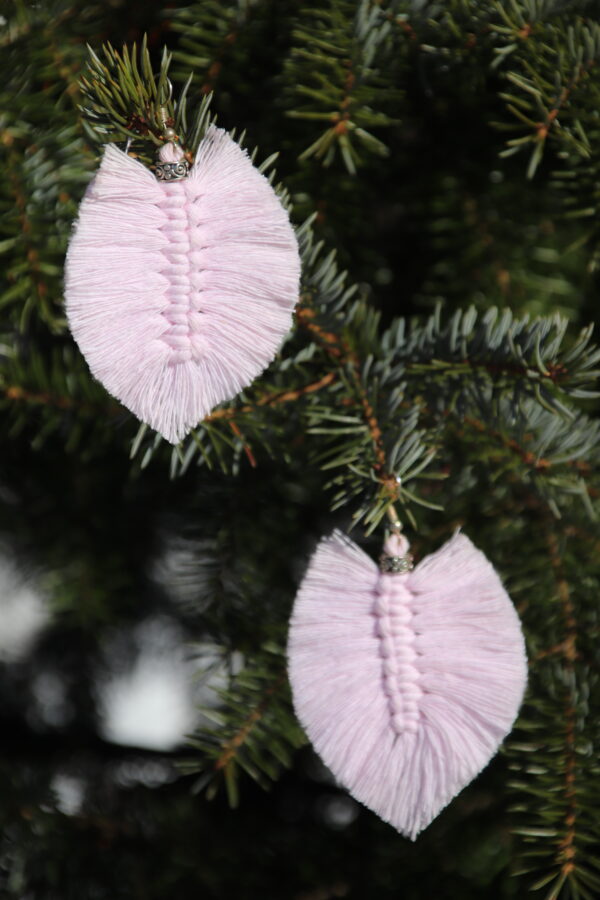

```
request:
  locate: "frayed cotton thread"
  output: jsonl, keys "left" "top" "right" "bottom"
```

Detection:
{"left": 287, "top": 531, "right": 527, "bottom": 839}
{"left": 65, "top": 126, "right": 301, "bottom": 443}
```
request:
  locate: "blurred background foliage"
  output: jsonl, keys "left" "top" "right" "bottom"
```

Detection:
{"left": 2, "top": 1, "right": 600, "bottom": 897}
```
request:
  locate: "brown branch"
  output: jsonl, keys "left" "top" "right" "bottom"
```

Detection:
{"left": 355, "top": 372, "right": 386, "bottom": 474}
{"left": 296, "top": 304, "right": 396, "bottom": 496}
{"left": 4, "top": 385, "right": 72, "bottom": 410}
{"left": 214, "top": 672, "right": 286, "bottom": 773}
{"left": 535, "top": 62, "right": 594, "bottom": 143}
{"left": 533, "top": 638, "right": 576, "bottom": 662}
{"left": 461, "top": 414, "right": 551, "bottom": 471}
{"left": 255, "top": 372, "right": 336, "bottom": 408}
{"left": 545, "top": 531, "right": 577, "bottom": 667}
{"left": 559, "top": 708, "right": 577, "bottom": 878}
{"left": 380, "top": 6, "right": 418, "bottom": 43}
{"left": 3, "top": 383, "right": 122, "bottom": 418}
{"left": 544, "top": 528, "right": 578, "bottom": 880}
{"left": 228, "top": 420, "right": 257, "bottom": 468}
{"left": 295, "top": 307, "right": 349, "bottom": 359}
{"left": 407, "top": 358, "right": 570, "bottom": 387}
{"left": 397, "top": 20, "right": 417, "bottom": 41}
{"left": 204, "top": 372, "right": 337, "bottom": 423}
{"left": 329, "top": 58, "right": 356, "bottom": 136}
{"left": 450, "top": 413, "right": 592, "bottom": 479}
{"left": 4, "top": 371, "right": 335, "bottom": 431}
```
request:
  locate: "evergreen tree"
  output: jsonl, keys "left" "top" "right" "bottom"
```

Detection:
{"left": 2, "top": 1, "right": 600, "bottom": 897}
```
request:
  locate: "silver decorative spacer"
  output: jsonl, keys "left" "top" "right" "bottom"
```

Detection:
{"left": 155, "top": 159, "right": 190, "bottom": 181}
{"left": 379, "top": 553, "right": 414, "bottom": 574}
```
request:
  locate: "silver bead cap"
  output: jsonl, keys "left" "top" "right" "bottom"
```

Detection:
{"left": 379, "top": 553, "right": 414, "bottom": 574}
{"left": 155, "top": 158, "right": 190, "bottom": 181}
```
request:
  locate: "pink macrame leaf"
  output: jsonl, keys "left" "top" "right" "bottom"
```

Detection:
{"left": 287, "top": 531, "right": 527, "bottom": 839}
{"left": 64, "top": 126, "right": 301, "bottom": 443}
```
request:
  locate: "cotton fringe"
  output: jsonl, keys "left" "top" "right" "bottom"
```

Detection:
{"left": 287, "top": 531, "right": 527, "bottom": 839}
{"left": 65, "top": 126, "right": 300, "bottom": 443}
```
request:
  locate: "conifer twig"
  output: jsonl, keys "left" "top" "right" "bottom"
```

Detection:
{"left": 213, "top": 672, "right": 286, "bottom": 773}
{"left": 545, "top": 527, "right": 578, "bottom": 883}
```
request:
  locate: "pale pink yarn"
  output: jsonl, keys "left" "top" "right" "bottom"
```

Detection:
{"left": 64, "top": 126, "right": 301, "bottom": 443}
{"left": 287, "top": 531, "right": 527, "bottom": 839}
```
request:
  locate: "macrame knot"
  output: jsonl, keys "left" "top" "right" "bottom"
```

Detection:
{"left": 374, "top": 567, "right": 421, "bottom": 736}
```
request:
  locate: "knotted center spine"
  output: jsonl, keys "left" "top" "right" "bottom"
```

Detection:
{"left": 159, "top": 188, "right": 194, "bottom": 363}
{"left": 374, "top": 573, "right": 422, "bottom": 735}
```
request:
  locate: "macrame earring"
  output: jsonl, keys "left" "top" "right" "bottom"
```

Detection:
{"left": 65, "top": 116, "right": 300, "bottom": 444}
{"left": 287, "top": 511, "right": 527, "bottom": 839}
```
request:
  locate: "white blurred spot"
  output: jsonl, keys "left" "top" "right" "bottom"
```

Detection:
{"left": 30, "top": 669, "right": 73, "bottom": 727}
{"left": 97, "top": 618, "right": 199, "bottom": 752}
{"left": 112, "top": 758, "right": 177, "bottom": 789}
{"left": 0, "top": 553, "right": 49, "bottom": 662}
{"left": 52, "top": 773, "right": 85, "bottom": 816}
{"left": 318, "top": 794, "right": 359, "bottom": 830}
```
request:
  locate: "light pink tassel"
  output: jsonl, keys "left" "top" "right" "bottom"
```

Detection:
{"left": 64, "top": 126, "right": 301, "bottom": 443}
{"left": 287, "top": 530, "right": 527, "bottom": 839}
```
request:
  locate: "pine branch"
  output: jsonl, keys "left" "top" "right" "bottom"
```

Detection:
{"left": 6, "top": 149, "right": 50, "bottom": 323}
{"left": 169, "top": 0, "right": 261, "bottom": 95}
{"left": 129, "top": 232, "right": 600, "bottom": 525}
{"left": 385, "top": 306, "right": 600, "bottom": 406}
{"left": 496, "top": 18, "right": 600, "bottom": 178}
{"left": 297, "top": 297, "right": 438, "bottom": 531}
{"left": 79, "top": 39, "right": 214, "bottom": 164}
{"left": 286, "top": 0, "right": 401, "bottom": 172}
{"left": 454, "top": 407, "right": 597, "bottom": 483}
{"left": 182, "top": 646, "right": 306, "bottom": 803}
{"left": 204, "top": 372, "right": 337, "bottom": 422}
{"left": 505, "top": 517, "right": 600, "bottom": 900}
{"left": 0, "top": 341, "right": 126, "bottom": 452}
{"left": 0, "top": 13, "right": 93, "bottom": 331}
